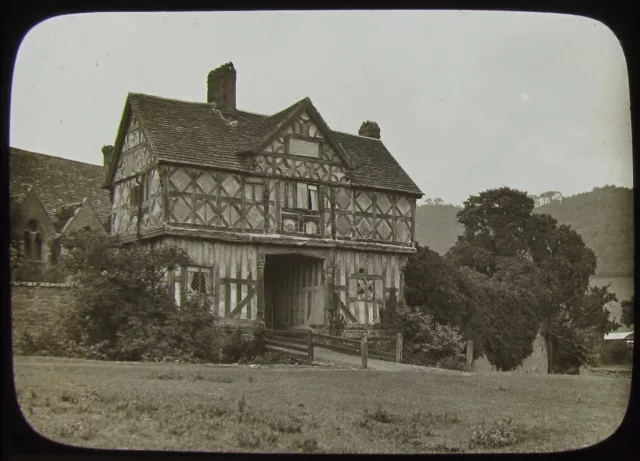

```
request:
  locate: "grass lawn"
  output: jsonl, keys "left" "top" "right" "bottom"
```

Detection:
{"left": 13, "top": 355, "right": 631, "bottom": 454}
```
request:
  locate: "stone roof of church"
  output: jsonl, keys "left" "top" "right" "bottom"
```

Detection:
{"left": 10, "top": 147, "right": 112, "bottom": 225}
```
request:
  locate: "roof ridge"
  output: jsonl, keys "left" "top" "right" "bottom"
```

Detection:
{"left": 264, "top": 97, "right": 309, "bottom": 121}
{"left": 10, "top": 147, "right": 105, "bottom": 168}
{"left": 129, "top": 92, "right": 301, "bottom": 121}
{"left": 332, "top": 130, "right": 383, "bottom": 141}
{"left": 129, "top": 92, "right": 213, "bottom": 106}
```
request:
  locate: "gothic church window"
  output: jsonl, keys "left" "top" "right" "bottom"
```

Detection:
{"left": 23, "top": 219, "right": 43, "bottom": 261}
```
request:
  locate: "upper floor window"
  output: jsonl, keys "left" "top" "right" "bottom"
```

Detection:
{"left": 283, "top": 182, "right": 318, "bottom": 212}
{"left": 142, "top": 172, "right": 152, "bottom": 202}
{"left": 130, "top": 172, "right": 154, "bottom": 212}
{"left": 130, "top": 184, "right": 141, "bottom": 210}
{"left": 287, "top": 138, "right": 320, "bottom": 158}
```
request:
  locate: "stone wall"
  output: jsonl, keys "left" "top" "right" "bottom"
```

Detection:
{"left": 11, "top": 282, "right": 75, "bottom": 335}
{"left": 472, "top": 331, "right": 548, "bottom": 374}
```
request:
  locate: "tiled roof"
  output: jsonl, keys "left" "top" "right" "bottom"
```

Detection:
{"left": 126, "top": 93, "right": 422, "bottom": 196}
{"left": 332, "top": 131, "right": 422, "bottom": 196}
{"left": 9, "top": 148, "right": 112, "bottom": 224}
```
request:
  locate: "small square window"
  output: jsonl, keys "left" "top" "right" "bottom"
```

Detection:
{"left": 186, "top": 267, "right": 213, "bottom": 295}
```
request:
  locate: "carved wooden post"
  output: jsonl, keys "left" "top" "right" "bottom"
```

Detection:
{"left": 324, "top": 262, "right": 335, "bottom": 329}
{"left": 396, "top": 333, "right": 403, "bottom": 363}
{"left": 257, "top": 253, "right": 266, "bottom": 325}
{"left": 361, "top": 334, "right": 368, "bottom": 369}
{"left": 466, "top": 340, "right": 474, "bottom": 371}
{"left": 307, "top": 330, "right": 314, "bottom": 364}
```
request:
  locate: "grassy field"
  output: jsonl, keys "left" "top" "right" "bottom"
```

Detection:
{"left": 13, "top": 356, "right": 631, "bottom": 454}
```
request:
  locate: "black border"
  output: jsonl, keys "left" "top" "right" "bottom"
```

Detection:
{"left": 2, "top": 1, "right": 637, "bottom": 461}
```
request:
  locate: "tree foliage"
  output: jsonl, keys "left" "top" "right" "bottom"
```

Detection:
{"left": 381, "top": 289, "right": 467, "bottom": 370}
{"left": 620, "top": 295, "right": 634, "bottom": 328}
{"left": 24, "top": 229, "right": 231, "bottom": 363}
{"left": 414, "top": 186, "right": 633, "bottom": 278}
{"left": 403, "top": 245, "right": 486, "bottom": 357}
{"left": 443, "top": 187, "right": 618, "bottom": 372}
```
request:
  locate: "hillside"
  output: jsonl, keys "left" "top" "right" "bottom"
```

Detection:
{"left": 414, "top": 186, "right": 633, "bottom": 277}
{"left": 535, "top": 186, "right": 633, "bottom": 277}
{"left": 414, "top": 204, "right": 463, "bottom": 255}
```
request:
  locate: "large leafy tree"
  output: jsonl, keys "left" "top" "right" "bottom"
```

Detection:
{"left": 447, "top": 187, "right": 618, "bottom": 373}
{"left": 404, "top": 245, "right": 467, "bottom": 325}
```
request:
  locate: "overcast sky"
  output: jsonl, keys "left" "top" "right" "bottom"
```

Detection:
{"left": 10, "top": 11, "right": 632, "bottom": 205}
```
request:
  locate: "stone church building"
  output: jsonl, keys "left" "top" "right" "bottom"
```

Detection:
{"left": 9, "top": 147, "right": 113, "bottom": 281}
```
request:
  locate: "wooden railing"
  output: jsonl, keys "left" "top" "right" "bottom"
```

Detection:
{"left": 263, "top": 329, "right": 403, "bottom": 369}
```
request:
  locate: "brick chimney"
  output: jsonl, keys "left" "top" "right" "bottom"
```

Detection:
{"left": 358, "top": 121, "right": 381, "bottom": 139}
{"left": 207, "top": 62, "right": 237, "bottom": 111}
{"left": 102, "top": 145, "right": 114, "bottom": 167}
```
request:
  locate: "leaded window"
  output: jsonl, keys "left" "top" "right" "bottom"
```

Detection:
{"left": 283, "top": 182, "right": 318, "bottom": 212}
{"left": 356, "top": 279, "right": 375, "bottom": 301}
{"left": 186, "top": 267, "right": 213, "bottom": 295}
{"left": 173, "top": 266, "right": 214, "bottom": 307}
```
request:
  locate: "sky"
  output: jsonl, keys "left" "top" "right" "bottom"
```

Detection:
{"left": 10, "top": 10, "right": 632, "bottom": 205}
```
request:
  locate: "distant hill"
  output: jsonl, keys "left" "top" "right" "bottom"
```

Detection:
{"left": 414, "top": 203, "right": 463, "bottom": 255}
{"left": 535, "top": 186, "right": 633, "bottom": 277}
{"left": 414, "top": 186, "right": 633, "bottom": 277}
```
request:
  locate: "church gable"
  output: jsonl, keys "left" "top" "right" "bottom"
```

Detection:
{"left": 18, "top": 190, "right": 56, "bottom": 237}
{"left": 254, "top": 109, "right": 350, "bottom": 185}
{"left": 60, "top": 200, "right": 106, "bottom": 236}
{"left": 112, "top": 111, "right": 157, "bottom": 182}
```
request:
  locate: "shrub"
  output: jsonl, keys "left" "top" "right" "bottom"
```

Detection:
{"left": 599, "top": 341, "right": 633, "bottom": 366}
{"left": 221, "top": 327, "right": 265, "bottom": 363}
{"left": 470, "top": 417, "right": 519, "bottom": 448}
{"left": 380, "top": 288, "right": 467, "bottom": 370}
{"left": 393, "top": 305, "right": 466, "bottom": 370}
{"left": 14, "top": 229, "right": 234, "bottom": 364}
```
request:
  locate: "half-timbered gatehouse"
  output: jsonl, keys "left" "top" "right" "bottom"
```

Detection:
{"left": 105, "top": 62, "right": 423, "bottom": 333}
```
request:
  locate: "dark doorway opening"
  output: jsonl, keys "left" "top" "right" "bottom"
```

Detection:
{"left": 264, "top": 254, "right": 325, "bottom": 330}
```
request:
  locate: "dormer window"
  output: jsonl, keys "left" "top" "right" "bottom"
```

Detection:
{"left": 287, "top": 137, "right": 320, "bottom": 158}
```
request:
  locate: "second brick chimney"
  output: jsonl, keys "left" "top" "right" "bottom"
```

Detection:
{"left": 207, "top": 62, "right": 237, "bottom": 111}
{"left": 358, "top": 121, "right": 381, "bottom": 139}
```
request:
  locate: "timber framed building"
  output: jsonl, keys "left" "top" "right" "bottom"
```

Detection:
{"left": 105, "top": 62, "right": 423, "bottom": 331}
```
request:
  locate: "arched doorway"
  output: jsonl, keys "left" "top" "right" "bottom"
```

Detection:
{"left": 263, "top": 253, "right": 325, "bottom": 330}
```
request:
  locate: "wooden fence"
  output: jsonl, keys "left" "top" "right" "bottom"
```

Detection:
{"left": 263, "top": 329, "right": 403, "bottom": 369}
